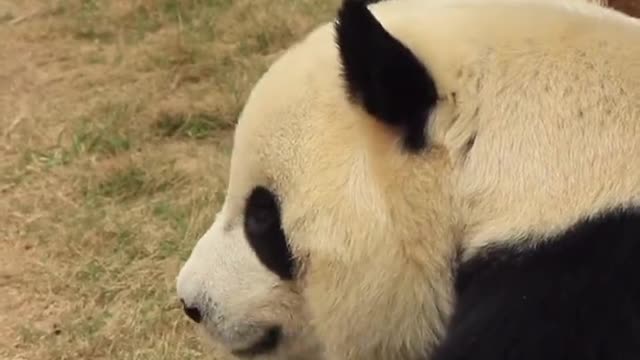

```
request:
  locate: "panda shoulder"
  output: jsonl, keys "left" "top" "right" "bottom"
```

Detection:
{"left": 432, "top": 206, "right": 640, "bottom": 360}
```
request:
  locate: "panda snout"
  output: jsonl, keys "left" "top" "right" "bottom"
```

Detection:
{"left": 180, "top": 298, "right": 203, "bottom": 323}
{"left": 176, "top": 290, "right": 284, "bottom": 356}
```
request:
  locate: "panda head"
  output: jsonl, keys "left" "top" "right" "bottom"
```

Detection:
{"left": 176, "top": 0, "right": 638, "bottom": 358}
{"left": 176, "top": 0, "right": 460, "bottom": 357}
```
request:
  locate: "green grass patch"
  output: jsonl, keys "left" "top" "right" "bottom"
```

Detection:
{"left": 83, "top": 162, "right": 189, "bottom": 204}
{"left": 154, "top": 112, "right": 233, "bottom": 139}
{"left": 17, "top": 325, "right": 48, "bottom": 346}
{"left": 79, "top": 310, "right": 112, "bottom": 336}
{"left": 71, "top": 125, "right": 131, "bottom": 157}
{"left": 153, "top": 200, "right": 190, "bottom": 259}
{"left": 76, "top": 259, "right": 107, "bottom": 283}
{"left": 20, "top": 102, "right": 136, "bottom": 170}
{"left": 23, "top": 147, "right": 74, "bottom": 167}
{"left": 112, "top": 228, "right": 149, "bottom": 262}
{"left": 90, "top": 167, "right": 147, "bottom": 200}
{"left": 72, "top": 102, "right": 136, "bottom": 156}
{"left": 59, "top": 0, "right": 236, "bottom": 44}
{"left": 153, "top": 201, "right": 188, "bottom": 233}
{"left": 70, "top": 0, "right": 115, "bottom": 42}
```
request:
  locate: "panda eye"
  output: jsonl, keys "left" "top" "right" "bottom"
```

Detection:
{"left": 245, "top": 198, "right": 278, "bottom": 235}
{"left": 244, "top": 186, "right": 295, "bottom": 280}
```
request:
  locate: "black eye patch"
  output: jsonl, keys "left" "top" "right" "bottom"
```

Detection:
{"left": 244, "top": 186, "right": 295, "bottom": 280}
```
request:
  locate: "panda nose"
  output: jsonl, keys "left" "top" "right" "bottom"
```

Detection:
{"left": 180, "top": 298, "right": 203, "bottom": 323}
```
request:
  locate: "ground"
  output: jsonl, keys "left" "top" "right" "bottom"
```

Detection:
{"left": 0, "top": 1, "right": 338, "bottom": 359}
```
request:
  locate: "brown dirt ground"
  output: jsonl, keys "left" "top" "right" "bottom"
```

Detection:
{"left": 0, "top": 0, "right": 338, "bottom": 359}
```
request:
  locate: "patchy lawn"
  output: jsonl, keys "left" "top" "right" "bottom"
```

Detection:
{"left": 0, "top": 0, "right": 338, "bottom": 359}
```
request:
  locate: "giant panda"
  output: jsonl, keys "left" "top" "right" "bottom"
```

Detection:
{"left": 175, "top": 0, "right": 640, "bottom": 359}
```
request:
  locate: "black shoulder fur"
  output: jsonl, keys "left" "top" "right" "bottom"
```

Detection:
{"left": 430, "top": 207, "right": 640, "bottom": 360}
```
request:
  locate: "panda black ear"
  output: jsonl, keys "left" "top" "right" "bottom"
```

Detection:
{"left": 335, "top": 0, "right": 438, "bottom": 151}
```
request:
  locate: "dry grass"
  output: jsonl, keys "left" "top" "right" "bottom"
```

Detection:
{"left": 0, "top": 0, "right": 339, "bottom": 359}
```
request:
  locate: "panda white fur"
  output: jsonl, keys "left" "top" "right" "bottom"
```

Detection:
{"left": 176, "top": 0, "right": 640, "bottom": 359}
